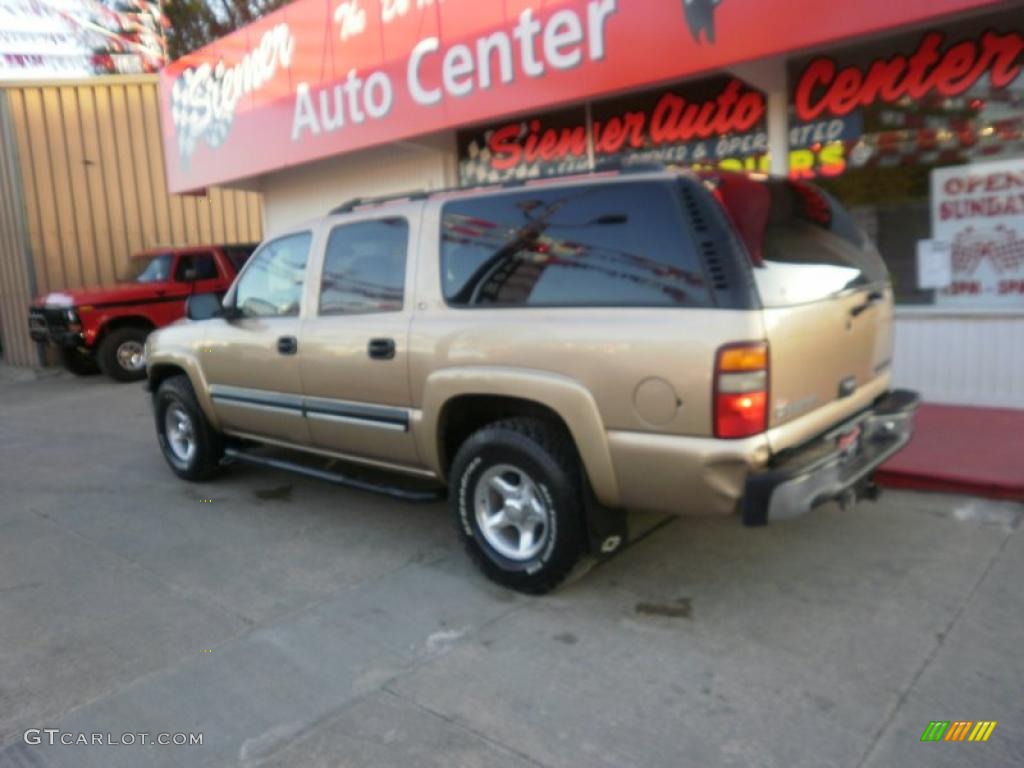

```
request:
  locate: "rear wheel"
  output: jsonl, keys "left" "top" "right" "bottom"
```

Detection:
{"left": 59, "top": 347, "right": 99, "bottom": 376}
{"left": 98, "top": 327, "right": 149, "bottom": 382}
{"left": 450, "top": 418, "right": 584, "bottom": 594}
{"left": 154, "top": 374, "right": 223, "bottom": 481}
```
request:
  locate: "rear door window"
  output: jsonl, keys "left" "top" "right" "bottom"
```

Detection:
{"left": 715, "top": 176, "right": 888, "bottom": 307}
{"left": 440, "top": 182, "right": 711, "bottom": 308}
{"left": 319, "top": 218, "right": 409, "bottom": 315}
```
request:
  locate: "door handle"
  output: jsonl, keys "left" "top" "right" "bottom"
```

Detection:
{"left": 277, "top": 336, "right": 298, "bottom": 355}
{"left": 850, "top": 290, "right": 884, "bottom": 317}
{"left": 367, "top": 337, "right": 396, "bottom": 360}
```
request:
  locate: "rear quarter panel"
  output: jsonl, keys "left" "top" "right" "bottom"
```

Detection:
{"left": 410, "top": 196, "right": 767, "bottom": 439}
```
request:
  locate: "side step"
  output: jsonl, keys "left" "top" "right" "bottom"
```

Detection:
{"left": 223, "top": 447, "right": 444, "bottom": 503}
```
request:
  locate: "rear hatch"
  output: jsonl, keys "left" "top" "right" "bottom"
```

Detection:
{"left": 713, "top": 175, "right": 893, "bottom": 452}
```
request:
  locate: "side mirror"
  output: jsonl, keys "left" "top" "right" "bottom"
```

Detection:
{"left": 186, "top": 292, "right": 222, "bottom": 321}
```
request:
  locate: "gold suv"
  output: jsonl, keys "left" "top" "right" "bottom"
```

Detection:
{"left": 146, "top": 168, "right": 919, "bottom": 593}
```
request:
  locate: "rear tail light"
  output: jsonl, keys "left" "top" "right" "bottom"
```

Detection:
{"left": 714, "top": 342, "right": 768, "bottom": 438}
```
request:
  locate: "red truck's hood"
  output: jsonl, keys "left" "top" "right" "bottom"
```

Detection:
{"left": 31, "top": 283, "right": 176, "bottom": 309}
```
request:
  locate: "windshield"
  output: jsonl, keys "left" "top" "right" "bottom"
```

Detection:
{"left": 120, "top": 254, "right": 173, "bottom": 284}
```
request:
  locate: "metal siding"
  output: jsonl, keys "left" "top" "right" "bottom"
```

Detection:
{"left": 0, "top": 91, "right": 38, "bottom": 366}
{"left": 892, "top": 313, "right": 1024, "bottom": 409}
{"left": 0, "top": 75, "right": 263, "bottom": 367}
{"left": 44, "top": 86, "right": 81, "bottom": 288}
{"left": 61, "top": 86, "right": 100, "bottom": 287}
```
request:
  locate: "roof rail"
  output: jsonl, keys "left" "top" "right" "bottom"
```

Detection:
{"left": 595, "top": 160, "right": 669, "bottom": 174}
{"left": 329, "top": 190, "right": 429, "bottom": 215}
{"left": 328, "top": 163, "right": 672, "bottom": 214}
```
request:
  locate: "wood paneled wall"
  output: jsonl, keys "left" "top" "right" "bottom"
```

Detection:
{"left": 0, "top": 75, "right": 263, "bottom": 367}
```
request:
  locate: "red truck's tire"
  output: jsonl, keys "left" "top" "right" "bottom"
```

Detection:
{"left": 98, "top": 327, "right": 149, "bottom": 382}
{"left": 450, "top": 417, "right": 584, "bottom": 594}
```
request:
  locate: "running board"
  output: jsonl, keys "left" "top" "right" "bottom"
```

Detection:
{"left": 223, "top": 447, "right": 444, "bottom": 503}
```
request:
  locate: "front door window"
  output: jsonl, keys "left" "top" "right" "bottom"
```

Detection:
{"left": 233, "top": 233, "right": 312, "bottom": 317}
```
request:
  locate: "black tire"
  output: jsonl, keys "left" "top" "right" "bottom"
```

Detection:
{"left": 98, "top": 326, "right": 149, "bottom": 382}
{"left": 449, "top": 417, "right": 584, "bottom": 594}
{"left": 154, "top": 374, "right": 224, "bottom": 481}
{"left": 59, "top": 347, "right": 100, "bottom": 376}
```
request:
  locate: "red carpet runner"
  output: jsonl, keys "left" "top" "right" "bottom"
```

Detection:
{"left": 875, "top": 403, "right": 1024, "bottom": 501}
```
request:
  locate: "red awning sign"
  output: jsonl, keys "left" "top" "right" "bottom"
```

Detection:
{"left": 159, "top": 0, "right": 1009, "bottom": 192}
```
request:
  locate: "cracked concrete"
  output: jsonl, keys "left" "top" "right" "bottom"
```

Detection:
{"left": 0, "top": 372, "right": 1021, "bottom": 767}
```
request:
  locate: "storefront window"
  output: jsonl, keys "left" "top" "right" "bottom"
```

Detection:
{"left": 788, "top": 9, "right": 1024, "bottom": 308}
{"left": 457, "top": 75, "right": 767, "bottom": 186}
{"left": 457, "top": 11, "right": 1023, "bottom": 312}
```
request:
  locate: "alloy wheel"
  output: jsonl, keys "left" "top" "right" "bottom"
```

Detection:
{"left": 473, "top": 463, "right": 550, "bottom": 561}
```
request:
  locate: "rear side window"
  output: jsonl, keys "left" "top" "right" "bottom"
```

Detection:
{"left": 715, "top": 176, "right": 888, "bottom": 307}
{"left": 319, "top": 218, "right": 408, "bottom": 315}
{"left": 440, "top": 182, "right": 711, "bottom": 308}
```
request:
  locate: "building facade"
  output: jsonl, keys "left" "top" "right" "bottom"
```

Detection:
{"left": 158, "top": 0, "right": 1024, "bottom": 408}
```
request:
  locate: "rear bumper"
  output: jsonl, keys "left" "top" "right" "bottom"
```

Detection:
{"left": 742, "top": 389, "right": 920, "bottom": 526}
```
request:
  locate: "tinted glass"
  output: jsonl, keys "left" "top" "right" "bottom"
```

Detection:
{"left": 719, "top": 178, "right": 889, "bottom": 307}
{"left": 233, "top": 233, "right": 311, "bottom": 317}
{"left": 441, "top": 182, "right": 711, "bottom": 308}
{"left": 320, "top": 219, "right": 408, "bottom": 315}
{"left": 223, "top": 245, "right": 256, "bottom": 271}
{"left": 175, "top": 253, "right": 217, "bottom": 281}
{"left": 125, "top": 253, "right": 172, "bottom": 283}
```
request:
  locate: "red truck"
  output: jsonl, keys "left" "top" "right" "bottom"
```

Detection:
{"left": 28, "top": 244, "right": 255, "bottom": 382}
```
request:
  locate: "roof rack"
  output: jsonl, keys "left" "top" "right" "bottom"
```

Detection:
{"left": 329, "top": 190, "right": 430, "bottom": 215}
{"left": 328, "top": 163, "right": 671, "bottom": 214}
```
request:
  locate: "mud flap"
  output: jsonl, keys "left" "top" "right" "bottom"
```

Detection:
{"left": 583, "top": 478, "right": 628, "bottom": 557}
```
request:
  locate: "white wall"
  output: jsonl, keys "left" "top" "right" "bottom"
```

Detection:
{"left": 258, "top": 133, "right": 457, "bottom": 236}
{"left": 892, "top": 309, "right": 1024, "bottom": 409}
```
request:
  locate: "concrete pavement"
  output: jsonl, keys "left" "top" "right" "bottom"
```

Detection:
{"left": 0, "top": 372, "right": 1021, "bottom": 767}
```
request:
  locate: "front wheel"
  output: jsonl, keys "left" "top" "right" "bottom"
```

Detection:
{"left": 450, "top": 418, "right": 584, "bottom": 594}
{"left": 98, "top": 327, "right": 149, "bottom": 382}
{"left": 154, "top": 374, "right": 223, "bottom": 481}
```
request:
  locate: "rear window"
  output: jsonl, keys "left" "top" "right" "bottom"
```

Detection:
{"left": 440, "top": 181, "right": 711, "bottom": 308}
{"left": 714, "top": 176, "right": 888, "bottom": 307}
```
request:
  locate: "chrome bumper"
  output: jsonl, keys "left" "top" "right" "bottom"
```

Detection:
{"left": 742, "top": 389, "right": 920, "bottom": 526}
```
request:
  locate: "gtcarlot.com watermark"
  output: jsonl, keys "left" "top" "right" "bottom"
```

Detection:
{"left": 24, "top": 729, "right": 203, "bottom": 746}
